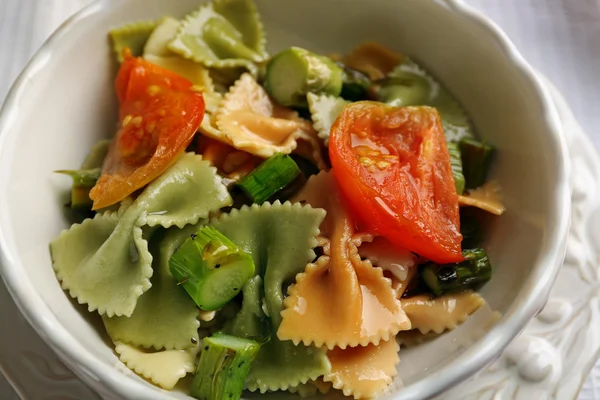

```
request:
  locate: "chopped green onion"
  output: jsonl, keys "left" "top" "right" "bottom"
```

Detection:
{"left": 169, "top": 226, "right": 255, "bottom": 311}
{"left": 459, "top": 138, "right": 495, "bottom": 189}
{"left": 55, "top": 168, "right": 101, "bottom": 210}
{"left": 264, "top": 47, "right": 343, "bottom": 107}
{"left": 421, "top": 248, "right": 491, "bottom": 296}
{"left": 191, "top": 332, "right": 261, "bottom": 400}
{"left": 336, "top": 62, "right": 371, "bottom": 101}
{"left": 236, "top": 153, "right": 301, "bottom": 204}
{"left": 447, "top": 142, "right": 465, "bottom": 195}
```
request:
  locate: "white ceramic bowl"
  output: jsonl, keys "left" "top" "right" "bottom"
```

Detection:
{"left": 0, "top": 0, "right": 571, "bottom": 399}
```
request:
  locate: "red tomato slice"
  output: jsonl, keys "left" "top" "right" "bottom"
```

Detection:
{"left": 329, "top": 102, "right": 463, "bottom": 263}
{"left": 89, "top": 49, "right": 205, "bottom": 210}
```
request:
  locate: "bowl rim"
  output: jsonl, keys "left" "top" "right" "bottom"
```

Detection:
{"left": 0, "top": 0, "right": 571, "bottom": 399}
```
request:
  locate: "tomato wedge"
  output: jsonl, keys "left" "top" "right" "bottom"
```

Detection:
{"left": 89, "top": 49, "right": 205, "bottom": 210}
{"left": 329, "top": 102, "right": 463, "bottom": 263}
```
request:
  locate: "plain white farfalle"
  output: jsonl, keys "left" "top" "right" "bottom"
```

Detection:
{"left": 306, "top": 92, "right": 349, "bottom": 146}
{"left": 324, "top": 338, "right": 400, "bottom": 399}
{"left": 114, "top": 341, "right": 199, "bottom": 390}
{"left": 459, "top": 180, "right": 506, "bottom": 215}
{"left": 213, "top": 73, "right": 317, "bottom": 158}
{"left": 401, "top": 290, "right": 485, "bottom": 334}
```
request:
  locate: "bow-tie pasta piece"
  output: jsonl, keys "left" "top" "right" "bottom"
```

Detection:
{"left": 168, "top": 0, "right": 268, "bottom": 75}
{"left": 401, "top": 291, "right": 485, "bottom": 334}
{"left": 114, "top": 341, "right": 199, "bottom": 390}
{"left": 211, "top": 202, "right": 331, "bottom": 392}
{"left": 307, "top": 93, "right": 349, "bottom": 146}
{"left": 50, "top": 206, "right": 153, "bottom": 318}
{"left": 213, "top": 73, "right": 316, "bottom": 158}
{"left": 109, "top": 20, "right": 158, "bottom": 62}
{"left": 103, "top": 223, "right": 202, "bottom": 351}
{"left": 324, "top": 338, "right": 400, "bottom": 399}
{"left": 143, "top": 17, "right": 218, "bottom": 97}
{"left": 136, "top": 153, "right": 232, "bottom": 229}
{"left": 458, "top": 181, "right": 506, "bottom": 215}
{"left": 278, "top": 172, "right": 411, "bottom": 349}
{"left": 51, "top": 154, "right": 231, "bottom": 317}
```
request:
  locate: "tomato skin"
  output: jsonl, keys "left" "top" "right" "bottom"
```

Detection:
{"left": 90, "top": 51, "right": 205, "bottom": 210}
{"left": 329, "top": 102, "right": 463, "bottom": 264}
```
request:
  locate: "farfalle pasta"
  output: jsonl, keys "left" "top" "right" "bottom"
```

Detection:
{"left": 114, "top": 341, "right": 200, "bottom": 390}
{"left": 278, "top": 172, "right": 411, "bottom": 349}
{"left": 307, "top": 93, "right": 349, "bottom": 146}
{"left": 50, "top": 1, "right": 502, "bottom": 399}
{"left": 51, "top": 153, "right": 231, "bottom": 318}
{"left": 215, "top": 73, "right": 314, "bottom": 157}
{"left": 401, "top": 291, "right": 485, "bottom": 334}
{"left": 168, "top": 0, "right": 268, "bottom": 75}
{"left": 324, "top": 339, "right": 400, "bottom": 399}
{"left": 103, "top": 224, "right": 203, "bottom": 351}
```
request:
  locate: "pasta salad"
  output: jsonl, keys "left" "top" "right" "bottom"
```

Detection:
{"left": 50, "top": 0, "right": 505, "bottom": 398}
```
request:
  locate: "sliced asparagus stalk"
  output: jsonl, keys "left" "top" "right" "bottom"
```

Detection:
{"left": 421, "top": 248, "right": 491, "bottom": 296}
{"left": 169, "top": 226, "right": 255, "bottom": 311}
{"left": 191, "top": 332, "right": 261, "bottom": 400}
{"left": 264, "top": 47, "right": 343, "bottom": 107}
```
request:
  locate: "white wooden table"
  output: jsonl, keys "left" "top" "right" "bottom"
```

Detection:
{"left": 1, "top": 0, "right": 600, "bottom": 398}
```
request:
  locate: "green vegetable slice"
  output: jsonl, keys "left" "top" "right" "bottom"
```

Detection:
{"left": 337, "top": 62, "right": 371, "bottom": 101}
{"left": 191, "top": 332, "right": 261, "bottom": 400}
{"left": 264, "top": 47, "right": 343, "bottom": 107}
{"left": 421, "top": 248, "right": 492, "bottom": 296}
{"left": 169, "top": 226, "right": 255, "bottom": 311}
{"left": 56, "top": 168, "right": 101, "bottom": 210}
{"left": 236, "top": 153, "right": 301, "bottom": 204}
{"left": 447, "top": 142, "right": 465, "bottom": 195}
{"left": 459, "top": 137, "right": 495, "bottom": 189}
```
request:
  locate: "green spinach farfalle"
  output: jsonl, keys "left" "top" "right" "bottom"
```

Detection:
{"left": 50, "top": 153, "right": 232, "bottom": 317}
{"left": 168, "top": 0, "right": 268, "bottom": 75}
{"left": 210, "top": 202, "right": 332, "bottom": 392}
{"left": 103, "top": 224, "right": 202, "bottom": 350}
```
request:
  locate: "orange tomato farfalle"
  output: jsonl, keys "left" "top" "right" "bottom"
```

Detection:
{"left": 89, "top": 49, "right": 205, "bottom": 210}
